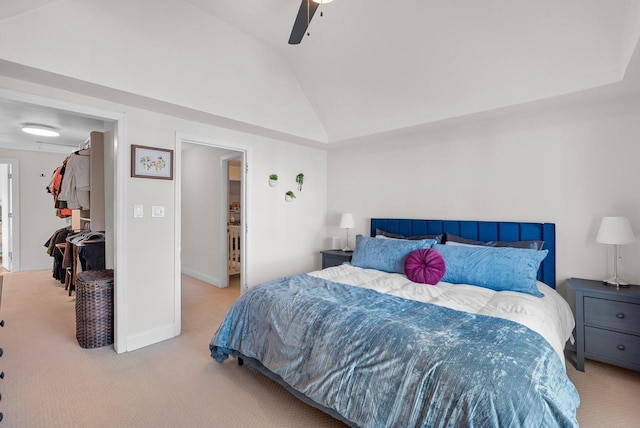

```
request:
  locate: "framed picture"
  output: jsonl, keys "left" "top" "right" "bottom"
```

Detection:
{"left": 131, "top": 145, "right": 173, "bottom": 180}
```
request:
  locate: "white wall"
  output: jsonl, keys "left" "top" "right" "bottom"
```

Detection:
{"left": 127, "top": 109, "right": 328, "bottom": 348}
{"left": 326, "top": 92, "right": 640, "bottom": 297}
{"left": 0, "top": 148, "right": 70, "bottom": 270}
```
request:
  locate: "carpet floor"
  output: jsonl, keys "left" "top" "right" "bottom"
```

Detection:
{"left": 0, "top": 270, "right": 637, "bottom": 427}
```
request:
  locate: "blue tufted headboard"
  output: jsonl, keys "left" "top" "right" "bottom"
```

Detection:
{"left": 370, "top": 218, "right": 556, "bottom": 288}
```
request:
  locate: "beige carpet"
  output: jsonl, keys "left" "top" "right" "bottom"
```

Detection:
{"left": 0, "top": 270, "right": 638, "bottom": 427}
{"left": 566, "top": 355, "right": 640, "bottom": 427}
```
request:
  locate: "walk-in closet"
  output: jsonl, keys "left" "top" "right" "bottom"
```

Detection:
{"left": 45, "top": 131, "right": 107, "bottom": 294}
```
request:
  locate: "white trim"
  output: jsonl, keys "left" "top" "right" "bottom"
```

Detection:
{"left": 113, "top": 115, "right": 128, "bottom": 354}
{"left": 0, "top": 88, "right": 128, "bottom": 353}
{"left": 0, "top": 88, "right": 124, "bottom": 122}
{"left": 19, "top": 264, "right": 52, "bottom": 271}
{"left": 173, "top": 139, "right": 182, "bottom": 337}
{"left": 126, "top": 324, "right": 175, "bottom": 352}
{"left": 219, "top": 158, "right": 229, "bottom": 288}
{"left": 180, "top": 266, "right": 221, "bottom": 288}
{"left": 175, "top": 132, "right": 250, "bottom": 336}
{"left": 219, "top": 152, "right": 243, "bottom": 288}
{"left": 0, "top": 158, "right": 19, "bottom": 272}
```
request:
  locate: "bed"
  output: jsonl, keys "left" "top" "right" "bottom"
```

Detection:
{"left": 209, "top": 218, "right": 579, "bottom": 427}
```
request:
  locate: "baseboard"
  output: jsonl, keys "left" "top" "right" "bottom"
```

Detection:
{"left": 181, "top": 267, "right": 223, "bottom": 288}
{"left": 126, "top": 324, "right": 176, "bottom": 352}
{"left": 19, "top": 264, "right": 51, "bottom": 272}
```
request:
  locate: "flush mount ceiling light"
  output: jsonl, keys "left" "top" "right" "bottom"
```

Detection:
{"left": 21, "top": 123, "right": 60, "bottom": 137}
{"left": 312, "top": 0, "right": 334, "bottom": 3}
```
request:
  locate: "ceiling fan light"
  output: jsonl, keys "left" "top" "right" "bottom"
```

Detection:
{"left": 21, "top": 124, "right": 60, "bottom": 137}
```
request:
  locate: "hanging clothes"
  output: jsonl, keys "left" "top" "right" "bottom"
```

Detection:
{"left": 57, "top": 150, "right": 90, "bottom": 210}
{"left": 46, "top": 159, "right": 72, "bottom": 218}
{"left": 44, "top": 226, "right": 72, "bottom": 283}
{"left": 68, "top": 231, "right": 106, "bottom": 271}
{"left": 63, "top": 231, "right": 106, "bottom": 290}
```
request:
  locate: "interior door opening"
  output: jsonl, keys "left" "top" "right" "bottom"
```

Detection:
{"left": 224, "top": 156, "right": 242, "bottom": 289}
{"left": 177, "top": 135, "right": 247, "bottom": 334}
{"left": 179, "top": 143, "right": 244, "bottom": 289}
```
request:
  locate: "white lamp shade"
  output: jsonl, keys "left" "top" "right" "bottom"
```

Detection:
{"left": 339, "top": 213, "right": 355, "bottom": 229}
{"left": 596, "top": 217, "right": 636, "bottom": 245}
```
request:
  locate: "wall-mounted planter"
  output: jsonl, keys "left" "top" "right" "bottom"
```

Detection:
{"left": 296, "top": 173, "right": 304, "bottom": 191}
{"left": 268, "top": 174, "right": 278, "bottom": 187}
{"left": 285, "top": 191, "right": 296, "bottom": 202}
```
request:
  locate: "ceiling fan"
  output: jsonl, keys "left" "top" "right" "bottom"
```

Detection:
{"left": 288, "top": 0, "right": 333, "bottom": 45}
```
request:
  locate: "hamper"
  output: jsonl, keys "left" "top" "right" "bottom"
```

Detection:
{"left": 75, "top": 269, "right": 114, "bottom": 348}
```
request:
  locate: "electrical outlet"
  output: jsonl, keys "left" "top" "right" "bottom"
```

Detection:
{"left": 134, "top": 204, "right": 143, "bottom": 218}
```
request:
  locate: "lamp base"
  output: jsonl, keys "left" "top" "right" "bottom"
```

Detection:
{"left": 603, "top": 276, "right": 630, "bottom": 288}
{"left": 342, "top": 229, "right": 352, "bottom": 253}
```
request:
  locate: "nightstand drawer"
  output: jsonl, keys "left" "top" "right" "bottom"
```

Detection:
{"left": 585, "top": 326, "right": 640, "bottom": 368}
{"left": 584, "top": 297, "right": 640, "bottom": 334}
{"left": 323, "top": 255, "right": 348, "bottom": 268}
{"left": 321, "top": 250, "right": 353, "bottom": 269}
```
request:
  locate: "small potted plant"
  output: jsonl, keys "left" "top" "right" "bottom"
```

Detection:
{"left": 296, "top": 173, "right": 304, "bottom": 191}
{"left": 285, "top": 191, "right": 296, "bottom": 202}
{"left": 269, "top": 174, "right": 278, "bottom": 187}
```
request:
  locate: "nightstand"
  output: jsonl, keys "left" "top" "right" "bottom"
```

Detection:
{"left": 320, "top": 250, "right": 353, "bottom": 269}
{"left": 569, "top": 278, "right": 640, "bottom": 372}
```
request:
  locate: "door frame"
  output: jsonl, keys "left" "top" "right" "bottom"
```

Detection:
{"left": 0, "top": 159, "right": 19, "bottom": 271}
{"left": 175, "top": 132, "right": 250, "bottom": 335}
{"left": 0, "top": 87, "right": 128, "bottom": 353}
{"left": 219, "top": 153, "right": 242, "bottom": 288}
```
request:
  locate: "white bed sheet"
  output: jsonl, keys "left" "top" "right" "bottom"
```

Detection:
{"left": 308, "top": 264, "right": 575, "bottom": 363}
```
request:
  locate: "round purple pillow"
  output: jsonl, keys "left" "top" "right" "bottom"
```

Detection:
{"left": 404, "top": 249, "right": 446, "bottom": 285}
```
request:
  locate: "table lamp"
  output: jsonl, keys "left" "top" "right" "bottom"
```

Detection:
{"left": 596, "top": 216, "right": 636, "bottom": 287}
{"left": 339, "top": 213, "right": 355, "bottom": 252}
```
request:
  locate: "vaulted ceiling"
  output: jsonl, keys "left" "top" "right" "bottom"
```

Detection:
{"left": 1, "top": 0, "right": 640, "bottom": 149}
{"left": 184, "top": 0, "right": 640, "bottom": 142}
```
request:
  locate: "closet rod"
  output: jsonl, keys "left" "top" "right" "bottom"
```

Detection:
{"left": 80, "top": 137, "right": 90, "bottom": 150}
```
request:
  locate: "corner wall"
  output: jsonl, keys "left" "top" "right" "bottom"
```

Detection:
{"left": 326, "top": 93, "right": 640, "bottom": 295}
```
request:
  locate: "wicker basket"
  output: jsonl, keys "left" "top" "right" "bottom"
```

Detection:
{"left": 75, "top": 269, "right": 114, "bottom": 349}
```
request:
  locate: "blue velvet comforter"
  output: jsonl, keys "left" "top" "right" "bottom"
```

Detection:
{"left": 210, "top": 274, "right": 579, "bottom": 427}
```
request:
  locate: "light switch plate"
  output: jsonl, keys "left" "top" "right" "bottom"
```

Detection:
{"left": 152, "top": 205, "right": 165, "bottom": 218}
{"left": 134, "top": 204, "right": 144, "bottom": 218}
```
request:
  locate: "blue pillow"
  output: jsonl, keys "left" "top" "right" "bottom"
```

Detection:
{"left": 351, "top": 235, "right": 436, "bottom": 274}
{"left": 444, "top": 233, "right": 544, "bottom": 250}
{"left": 433, "top": 243, "right": 548, "bottom": 297}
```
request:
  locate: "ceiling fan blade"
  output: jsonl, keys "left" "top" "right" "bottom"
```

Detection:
{"left": 289, "top": 0, "right": 319, "bottom": 45}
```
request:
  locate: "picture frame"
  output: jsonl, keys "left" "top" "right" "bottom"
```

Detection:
{"left": 131, "top": 145, "right": 173, "bottom": 180}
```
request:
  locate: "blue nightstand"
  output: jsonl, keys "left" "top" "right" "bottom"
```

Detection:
{"left": 569, "top": 278, "right": 640, "bottom": 372}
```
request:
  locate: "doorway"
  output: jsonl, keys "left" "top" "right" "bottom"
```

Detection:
{"left": 0, "top": 87, "right": 126, "bottom": 351}
{"left": 223, "top": 155, "right": 242, "bottom": 289}
{"left": 176, "top": 133, "right": 248, "bottom": 334}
